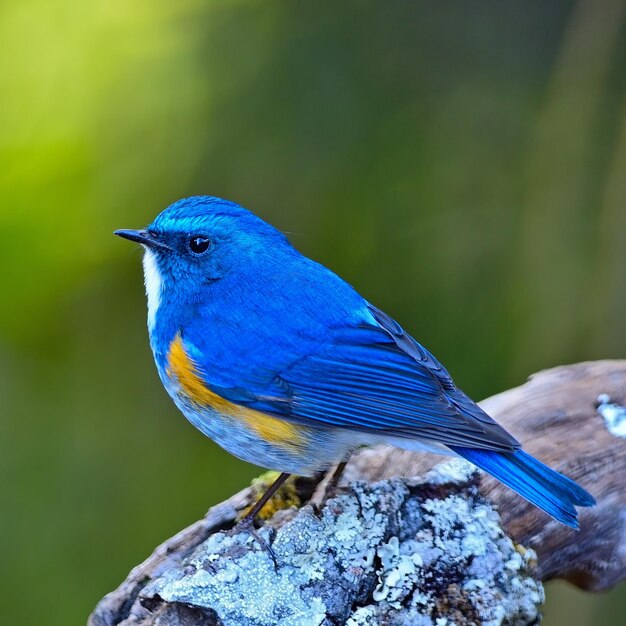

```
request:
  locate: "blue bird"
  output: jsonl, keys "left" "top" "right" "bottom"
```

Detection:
{"left": 115, "top": 196, "right": 594, "bottom": 528}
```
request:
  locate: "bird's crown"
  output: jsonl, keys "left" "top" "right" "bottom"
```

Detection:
{"left": 148, "top": 195, "right": 284, "bottom": 241}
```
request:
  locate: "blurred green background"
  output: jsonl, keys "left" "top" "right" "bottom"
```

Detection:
{"left": 1, "top": 0, "right": 624, "bottom": 624}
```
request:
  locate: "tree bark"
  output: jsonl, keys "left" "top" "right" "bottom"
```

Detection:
{"left": 89, "top": 361, "right": 626, "bottom": 626}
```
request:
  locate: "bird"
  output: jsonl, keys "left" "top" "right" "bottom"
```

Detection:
{"left": 115, "top": 195, "right": 594, "bottom": 529}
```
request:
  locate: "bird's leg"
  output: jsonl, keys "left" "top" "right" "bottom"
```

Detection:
{"left": 325, "top": 460, "right": 348, "bottom": 495}
{"left": 322, "top": 453, "right": 354, "bottom": 501}
{"left": 232, "top": 472, "right": 291, "bottom": 569}
{"left": 308, "top": 456, "right": 352, "bottom": 509}
{"left": 239, "top": 471, "right": 291, "bottom": 526}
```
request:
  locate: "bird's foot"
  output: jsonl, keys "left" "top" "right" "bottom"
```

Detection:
{"left": 307, "top": 459, "right": 351, "bottom": 509}
{"left": 227, "top": 515, "right": 278, "bottom": 569}
{"left": 226, "top": 472, "right": 293, "bottom": 569}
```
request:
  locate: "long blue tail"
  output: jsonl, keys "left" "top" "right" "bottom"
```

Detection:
{"left": 450, "top": 446, "right": 595, "bottom": 529}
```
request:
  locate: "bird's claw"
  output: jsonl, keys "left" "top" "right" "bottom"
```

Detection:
{"left": 228, "top": 516, "right": 279, "bottom": 570}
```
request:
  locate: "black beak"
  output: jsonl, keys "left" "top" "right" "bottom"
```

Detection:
{"left": 114, "top": 229, "right": 171, "bottom": 251}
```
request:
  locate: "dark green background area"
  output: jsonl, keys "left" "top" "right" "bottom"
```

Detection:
{"left": 1, "top": 1, "right": 624, "bottom": 624}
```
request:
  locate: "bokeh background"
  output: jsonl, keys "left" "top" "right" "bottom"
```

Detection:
{"left": 1, "top": 1, "right": 625, "bottom": 624}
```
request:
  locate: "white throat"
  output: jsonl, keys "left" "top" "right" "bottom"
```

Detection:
{"left": 142, "top": 248, "right": 163, "bottom": 333}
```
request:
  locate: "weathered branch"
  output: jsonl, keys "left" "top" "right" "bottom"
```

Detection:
{"left": 89, "top": 361, "right": 626, "bottom": 626}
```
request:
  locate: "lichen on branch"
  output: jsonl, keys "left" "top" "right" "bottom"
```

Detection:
{"left": 137, "top": 461, "right": 543, "bottom": 626}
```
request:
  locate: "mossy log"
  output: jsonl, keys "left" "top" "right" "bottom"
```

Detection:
{"left": 89, "top": 361, "right": 626, "bottom": 626}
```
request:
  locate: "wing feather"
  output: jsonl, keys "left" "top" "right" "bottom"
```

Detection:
{"left": 189, "top": 303, "right": 520, "bottom": 452}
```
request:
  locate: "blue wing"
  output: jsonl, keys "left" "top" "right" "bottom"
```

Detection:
{"left": 197, "top": 303, "right": 520, "bottom": 452}
{"left": 182, "top": 301, "right": 594, "bottom": 527}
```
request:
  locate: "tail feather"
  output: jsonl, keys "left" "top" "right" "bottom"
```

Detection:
{"left": 450, "top": 446, "right": 595, "bottom": 529}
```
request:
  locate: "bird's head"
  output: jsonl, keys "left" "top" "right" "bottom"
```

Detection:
{"left": 115, "top": 196, "right": 295, "bottom": 329}
{"left": 116, "top": 195, "right": 292, "bottom": 283}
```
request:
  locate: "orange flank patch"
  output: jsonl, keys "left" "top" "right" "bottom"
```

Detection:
{"left": 166, "top": 334, "right": 305, "bottom": 449}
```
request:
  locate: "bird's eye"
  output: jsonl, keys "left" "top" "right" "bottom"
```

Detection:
{"left": 188, "top": 235, "right": 211, "bottom": 255}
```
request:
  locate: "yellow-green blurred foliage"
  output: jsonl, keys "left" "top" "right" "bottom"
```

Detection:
{"left": 1, "top": 1, "right": 624, "bottom": 624}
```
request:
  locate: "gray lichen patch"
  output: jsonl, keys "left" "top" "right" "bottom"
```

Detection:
{"left": 141, "top": 462, "right": 543, "bottom": 626}
{"left": 597, "top": 394, "right": 626, "bottom": 438}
